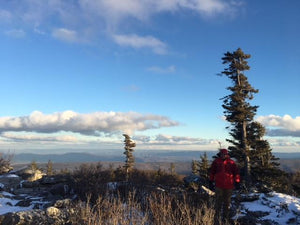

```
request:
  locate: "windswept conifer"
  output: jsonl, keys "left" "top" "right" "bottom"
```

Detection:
{"left": 220, "top": 48, "right": 282, "bottom": 187}
{"left": 123, "top": 134, "right": 136, "bottom": 180}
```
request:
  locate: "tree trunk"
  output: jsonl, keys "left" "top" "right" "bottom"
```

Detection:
{"left": 242, "top": 120, "right": 251, "bottom": 187}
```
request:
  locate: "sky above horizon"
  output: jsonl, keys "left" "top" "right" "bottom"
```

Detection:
{"left": 0, "top": 0, "right": 300, "bottom": 154}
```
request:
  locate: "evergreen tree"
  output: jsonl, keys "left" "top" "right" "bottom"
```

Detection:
{"left": 220, "top": 48, "right": 280, "bottom": 187}
{"left": 170, "top": 163, "right": 176, "bottom": 175}
{"left": 46, "top": 160, "right": 53, "bottom": 176}
{"left": 198, "top": 152, "right": 210, "bottom": 180}
{"left": 123, "top": 134, "right": 136, "bottom": 180}
{"left": 191, "top": 160, "right": 198, "bottom": 175}
{"left": 0, "top": 153, "right": 13, "bottom": 175}
{"left": 292, "top": 170, "right": 300, "bottom": 196}
{"left": 247, "top": 122, "right": 285, "bottom": 188}
{"left": 30, "top": 160, "right": 38, "bottom": 171}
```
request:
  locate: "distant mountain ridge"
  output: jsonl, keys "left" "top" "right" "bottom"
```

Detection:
{"left": 11, "top": 150, "right": 300, "bottom": 164}
{"left": 13, "top": 152, "right": 123, "bottom": 164}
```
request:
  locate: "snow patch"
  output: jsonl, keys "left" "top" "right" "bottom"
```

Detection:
{"left": 238, "top": 192, "right": 300, "bottom": 224}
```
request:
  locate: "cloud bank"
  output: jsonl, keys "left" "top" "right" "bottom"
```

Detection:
{"left": 0, "top": 111, "right": 222, "bottom": 150}
{"left": 0, "top": 110, "right": 179, "bottom": 136}
{"left": 256, "top": 114, "right": 300, "bottom": 137}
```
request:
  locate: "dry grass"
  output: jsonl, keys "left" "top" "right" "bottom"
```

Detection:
{"left": 147, "top": 192, "right": 215, "bottom": 225}
{"left": 69, "top": 192, "right": 148, "bottom": 225}
{"left": 68, "top": 190, "right": 216, "bottom": 225}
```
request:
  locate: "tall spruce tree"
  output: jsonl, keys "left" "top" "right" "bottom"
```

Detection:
{"left": 220, "top": 48, "right": 280, "bottom": 187}
{"left": 123, "top": 134, "right": 136, "bottom": 180}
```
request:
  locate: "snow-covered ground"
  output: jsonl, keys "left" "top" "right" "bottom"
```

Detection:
{"left": 236, "top": 192, "right": 300, "bottom": 224}
{"left": 0, "top": 174, "right": 50, "bottom": 216}
{"left": 0, "top": 191, "right": 34, "bottom": 215}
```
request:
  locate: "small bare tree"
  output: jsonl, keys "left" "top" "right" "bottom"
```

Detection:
{"left": 123, "top": 134, "right": 136, "bottom": 181}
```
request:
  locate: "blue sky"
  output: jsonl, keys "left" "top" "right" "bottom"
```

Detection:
{"left": 0, "top": 0, "right": 299, "bottom": 154}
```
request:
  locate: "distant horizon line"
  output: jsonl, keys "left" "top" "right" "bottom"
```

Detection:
{"left": 9, "top": 150, "right": 300, "bottom": 157}
{"left": 2, "top": 149, "right": 300, "bottom": 154}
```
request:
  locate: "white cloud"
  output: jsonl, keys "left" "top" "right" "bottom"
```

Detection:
{"left": 4, "top": 29, "right": 26, "bottom": 38}
{"left": 134, "top": 133, "right": 219, "bottom": 146}
{"left": 256, "top": 114, "right": 300, "bottom": 137}
{"left": 52, "top": 28, "right": 84, "bottom": 43}
{"left": 147, "top": 65, "right": 176, "bottom": 74}
{"left": 178, "top": 0, "right": 227, "bottom": 15}
{"left": 266, "top": 138, "right": 300, "bottom": 147}
{"left": 0, "top": 110, "right": 179, "bottom": 136}
{"left": 113, "top": 34, "right": 168, "bottom": 54}
{"left": 80, "top": 0, "right": 150, "bottom": 22}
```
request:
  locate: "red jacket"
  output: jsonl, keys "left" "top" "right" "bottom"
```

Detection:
{"left": 209, "top": 157, "right": 240, "bottom": 189}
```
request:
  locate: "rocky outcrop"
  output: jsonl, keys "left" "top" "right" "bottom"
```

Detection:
{"left": 15, "top": 167, "right": 45, "bottom": 182}
{"left": 0, "top": 169, "right": 76, "bottom": 225}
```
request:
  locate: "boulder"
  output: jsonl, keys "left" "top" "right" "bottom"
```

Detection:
{"left": 40, "top": 176, "right": 56, "bottom": 185}
{"left": 50, "top": 183, "right": 70, "bottom": 197}
{"left": 46, "top": 206, "right": 61, "bottom": 217}
{"left": 15, "top": 199, "right": 32, "bottom": 207}
{"left": 0, "top": 210, "right": 47, "bottom": 225}
{"left": 54, "top": 199, "right": 72, "bottom": 208}
{"left": 183, "top": 174, "right": 206, "bottom": 186}
{"left": 236, "top": 215, "right": 257, "bottom": 225}
{"left": 27, "top": 170, "right": 45, "bottom": 182}
{"left": 40, "top": 174, "right": 70, "bottom": 185}
{"left": 20, "top": 180, "right": 40, "bottom": 188}
{"left": 0, "top": 174, "right": 22, "bottom": 192}
{"left": 16, "top": 168, "right": 45, "bottom": 182}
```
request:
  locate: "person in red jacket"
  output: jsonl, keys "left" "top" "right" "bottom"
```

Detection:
{"left": 209, "top": 148, "right": 240, "bottom": 224}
